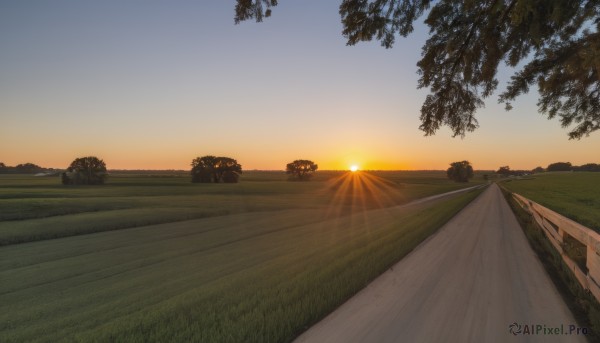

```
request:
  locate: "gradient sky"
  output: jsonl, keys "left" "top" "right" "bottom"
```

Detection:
{"left": 1, "top": 1, "right": 598, "bottom": 170}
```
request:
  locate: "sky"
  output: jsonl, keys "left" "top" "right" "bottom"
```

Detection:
{"left": 1, "top": 1, "right": 598, "bottom": 171}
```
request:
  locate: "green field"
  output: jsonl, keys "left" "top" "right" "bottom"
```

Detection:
{"left": 501, "top": 172, "right": 600, "bottom": 231}
{"left": 0, "top": 171, "right": 484, "bottom": 245}
{"left": 0, "top": 171, "right": 484, "bottom": 342}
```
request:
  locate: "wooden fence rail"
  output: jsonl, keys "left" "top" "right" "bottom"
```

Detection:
{"left": 512, "top": 193, "right": 600, "bottom": 303}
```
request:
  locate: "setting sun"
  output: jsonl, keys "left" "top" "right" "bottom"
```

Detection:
{"left": 350, "top": 165, "right": 359, "bottom": 172}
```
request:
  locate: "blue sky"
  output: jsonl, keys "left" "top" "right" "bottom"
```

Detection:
{"left": 1, "top": 1, "right": 598, "bottom": 170}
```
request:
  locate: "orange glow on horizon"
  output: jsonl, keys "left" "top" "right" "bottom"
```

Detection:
{"left": 5, "top": 147, "right": 597, "bottom": 171}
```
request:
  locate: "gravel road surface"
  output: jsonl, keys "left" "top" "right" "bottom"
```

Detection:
{"left": 295, "top": 184, "right": 586, "bottom": 343}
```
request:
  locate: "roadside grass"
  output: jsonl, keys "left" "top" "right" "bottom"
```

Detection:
{"left": 501, "top": 187, "right": 600, "bottom": 341}
{"left": 501, "top": 172, "right": 600, "bottom": 231}
{"left": 0, "top": 171, "right": 482, "bottom": 245}
{"left": 0, "top": 187, "right": 484, "bottom": 343}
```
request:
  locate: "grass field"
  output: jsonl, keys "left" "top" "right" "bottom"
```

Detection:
{"left": 0, "top": 170, "right": 484, "bottom": 245}
{"left": 0, "top": 171, "right": 484, "bottom": 342}
{"left": 501, "top": 172, "right": 600, "bottom": 231}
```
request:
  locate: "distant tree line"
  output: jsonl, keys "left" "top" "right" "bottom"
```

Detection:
{"left": 573, "top": 163, "right": 600, "bottom": 172}
{"left": 0, "top": 162, "right": 56, "bottom": 174}
{"left": 496, "top": 166, "right": 533, "bottom": 177}
{"left": 15, "top": 156, "right": 597, "bottom": 188}
{"left": 496, "top": 162, "right": 600, "bottom": 176}
{"left": 531, "top": 166, "right": 545, "bottom": 174}
{"left": 2, "top": 156, "right": 322, "bottom": 185}
{"left": 189, "top": 156, "right": 322, "bottom": 183}
{"left": 547, "top": 162, "right": 600, "bottom": 172}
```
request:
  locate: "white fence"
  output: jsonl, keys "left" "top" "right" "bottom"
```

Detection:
{"left": 512, "top": 193, "right": 600, "bottom": 302}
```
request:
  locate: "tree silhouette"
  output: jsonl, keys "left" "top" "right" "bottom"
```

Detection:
{"left": 574, "top": 163, "right": 600, "bottom": 172}
{"left": 215, "top": 157, "right": 243, "bottom": 182}
{"left": 62, "top": 156, "right": 107, "bottom": 185}
{"left": 191, "top": 155, "right": 218, "bottom": 183}
{"left": 15, "top": 163, "right": 44, "bottom": 174}
{"left": 234, "top": 0, "right": 600, "bottom": 139}
{"left": 532, "top": 166, "right": 545, "bottom": 173}
{"left": 446, "top": 160, "right": 473, "bottom": 183}
{"left": 222, "top": 171, "right": 241, "bottom": 183}
{"left": 286, "top": 160, "right": 318, "bottom": 181}
{"left": 496, "top": 166, "right": 511, "bottom": 176}
{"left": 191, "top": 156, "right": 243, "bottom": 183}
{"left": 547, "top": 162, "right": 573, "bottom": 172}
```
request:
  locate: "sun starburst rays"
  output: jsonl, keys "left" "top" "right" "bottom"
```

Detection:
{"left": 322, "top": 171, "right": 404, "bottom": 225}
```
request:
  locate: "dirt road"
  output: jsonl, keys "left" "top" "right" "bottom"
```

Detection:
{"left": 295, "top": 184, "right": 587, "bottom": 343}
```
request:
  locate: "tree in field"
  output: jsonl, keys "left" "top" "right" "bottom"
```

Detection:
{"left": 191, "top": 156, "right": 242, "bottom": 183}
{"left": 62, "top": 156, "right": 107, "bottom": 185}
{"left": 214, "top": 157, "right": 243, "bottom": 183}
{"left": 286, "top": 159, "right": 318, "bottom": 181}
{"left": 61, "top": 172, "right": 70, "bottom": 185}
{"left": 191, "top": 157, "right": 212, "bottom": 183}
{"left": 0, "top": 162, "right": 13, "bottom": 174}
{"left": 574, "top": 163, "right": 600, "bottom": 172}
{"left": 446, "top": 161, "right": 474, "bottom": 183}
{"left": 532, "top": 166, "right": 545, "bottom": 173}
{"left": 15, "top": 163, "right": 44, "bottom": 174}
{"left": 496, "top": 166, "right": 511, "bottom": 176}
{"left": 191, "top": 155, "right": 218, "bottom": 183}
{"left": 547, "top": 162, "right": 573, "bottom": 172}
{"left": 222, "top": 171, "right": 241, "bottom": 183}
{"left": 234, "top": 0, "right": 600, "bottom": 139}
